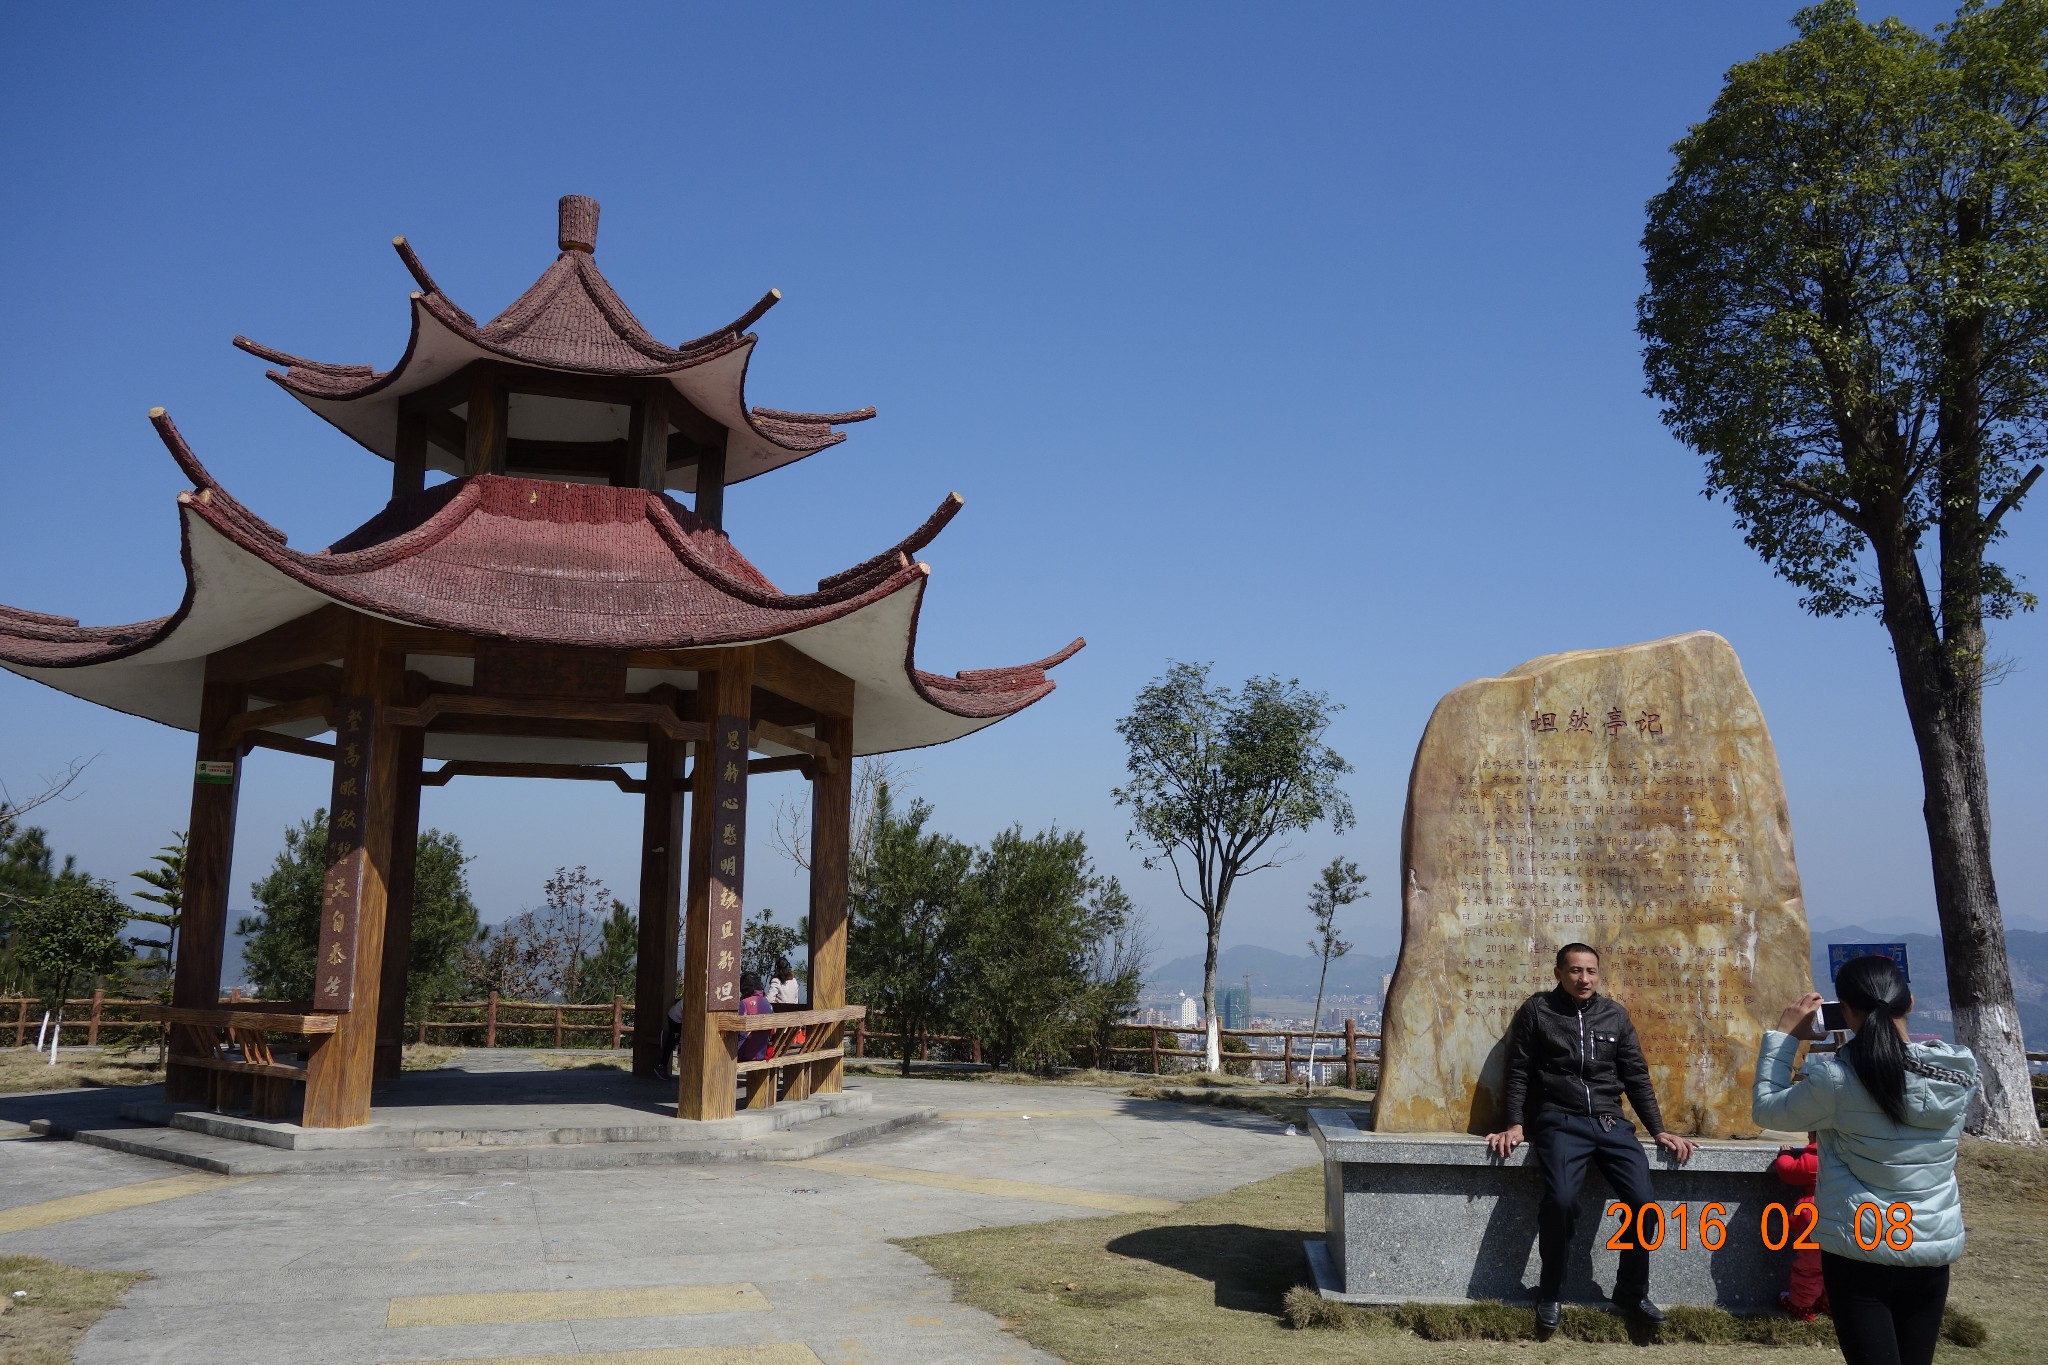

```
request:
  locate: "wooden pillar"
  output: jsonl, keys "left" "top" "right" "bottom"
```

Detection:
{"left": 165, "top": 671, "right": 247, "bottom": 1103}
{"left": 694, "top": 436, "right": 728, "bottom": 529}
{"left": 633, "top": 694, "right": 686, "bottom": 1077}
{"left": 627, "top": 381, "right": 672, "bottom": 491}
{"left": 808, "top": 711, "right": 853, "bottom": 1095}
{"left": 301, "top": 617, "right": 402, "bottom": 1128}
{"left": 678, "top": 649, "right": 753, "bottom": 1119}
{"left": 464, "top": 364, "right": 507, "bottom": 476}
{"left": 372, "top": 724, "right": 425, "bottom": 1079}
{"left": 393, "top": 410, "right": 428, "bottom": 499}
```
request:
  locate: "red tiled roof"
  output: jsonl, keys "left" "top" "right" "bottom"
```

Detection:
{"left": 0, "top": 412, "right": 1081, "bottom": 747}
{"left": 232, "top": 195, "right": 875, "bottom": 477}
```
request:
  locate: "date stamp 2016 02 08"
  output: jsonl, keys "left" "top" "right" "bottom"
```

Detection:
{"left": 1603, "top": 1201, "right": 1916, "bottom": 1252}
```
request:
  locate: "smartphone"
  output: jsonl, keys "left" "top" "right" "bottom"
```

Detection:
{"left": 1820, "top": 1000, "right": 1849, "bottom": 1032}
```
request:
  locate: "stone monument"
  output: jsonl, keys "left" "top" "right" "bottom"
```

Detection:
{"left": 1376, "top": 630, "right": 1810, "bottom": 1138}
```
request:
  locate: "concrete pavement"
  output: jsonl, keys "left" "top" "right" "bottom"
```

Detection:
{"left": 0, "top": 1074, "right": 1316, "bottom": 1364}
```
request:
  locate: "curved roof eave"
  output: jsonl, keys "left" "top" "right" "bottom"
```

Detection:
{"left": 236, "top": 242, "right": 879, "bottom": 482}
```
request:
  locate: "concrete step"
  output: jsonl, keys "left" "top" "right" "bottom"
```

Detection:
{"left": 115, "top": 1089, "right": 873, "bottom": 1150}
{"left": 31, "top": 1103, "right": 934, "bottom": 1176}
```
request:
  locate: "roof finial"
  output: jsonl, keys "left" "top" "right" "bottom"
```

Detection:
{"left": 558, "top": 195, "right": 599, "bottom": 253}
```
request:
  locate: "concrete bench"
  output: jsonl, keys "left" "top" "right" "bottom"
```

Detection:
{"left": 1306, "top": 1108, "right": 1798, "bottom": 1311}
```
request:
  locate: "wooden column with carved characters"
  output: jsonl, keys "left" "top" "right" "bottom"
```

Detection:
{"left": 678, "top": 648, "right": 752, "bottom": 1119}
{"left": 164, "top": 669, "right": 248, "bottom": 1103}
{"left": 808, "top": 711, "right": 854, "bottom": 1095}
{"left": 302, "top": 618, "right": 403, "bottom": 1128}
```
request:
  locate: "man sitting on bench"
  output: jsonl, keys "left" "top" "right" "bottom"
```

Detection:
{"left": 1484, "top": 942, "right": 1696, "bottom": 1330}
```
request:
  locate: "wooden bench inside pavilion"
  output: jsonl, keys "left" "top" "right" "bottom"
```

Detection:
{"left": 0, "top": 194, "right": 1079, "bottom": 1131}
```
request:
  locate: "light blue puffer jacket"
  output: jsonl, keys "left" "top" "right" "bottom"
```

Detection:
{"left": 1752, "top": 1031, "right": 1976, "bottom": 1265}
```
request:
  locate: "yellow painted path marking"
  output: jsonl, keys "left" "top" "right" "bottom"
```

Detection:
{"left": 383, "top": 1348, "right": 821, "bottom": 1365}
{"left": 930, "top": 1108, "right": 1122, "bottom": 1121}
{"left": 386, "top": 1283, "right": 769, "bottom": 1328}
{"left": 0, "top": 1173, "right": 260, "bottom": 1236}
{"left": 792, "top": 1157, "right": 1178, "bottom": 1214}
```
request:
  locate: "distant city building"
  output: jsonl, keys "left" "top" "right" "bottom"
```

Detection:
{"left": 1218, "top": 986, "right": 1252, "bottom": 1031}
{"left": 1178, "top": 995, "right": 1198, "bottom": 1027}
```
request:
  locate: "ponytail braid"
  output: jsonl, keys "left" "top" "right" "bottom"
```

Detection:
{"left": 1836, "top": 955, "right": 1913, "bottom": 1125}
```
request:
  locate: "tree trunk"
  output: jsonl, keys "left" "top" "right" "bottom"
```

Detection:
{"left": 1202, "top": 912, "right": 1221, "bottom": 1072}
{"left": 1877, "top": 540, "right": 2039, "bottom": 1143}
{"left": 1308, "top": 959, "right": 1331, "bottom": 1090}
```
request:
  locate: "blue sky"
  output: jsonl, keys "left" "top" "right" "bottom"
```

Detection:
{"left": 3, "top": 2, "right": 2041, "bottom": 978}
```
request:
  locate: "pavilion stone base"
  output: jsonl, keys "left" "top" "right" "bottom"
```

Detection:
{"left": 1307, "top": 1109, "right": 1795, "bottom": 1311}
{"left": 121, "top": 1088, "right": 875, "bottom": 1150}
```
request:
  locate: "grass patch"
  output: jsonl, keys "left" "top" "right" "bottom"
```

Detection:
{"left": 534, "top": 1052, "right": 629, "bottom": 1071}
{"left": 901, "top": 1140, "right": 2044, "bottom": 1365}
{"left": 399, "top": 1044, "right": 464, "bottom": 1072}
{"left": 0, "top": 1048, "right": 164, "bottom": 1094}
{"left": 0, "top": 1256, "right": 149, "bottom": 1365}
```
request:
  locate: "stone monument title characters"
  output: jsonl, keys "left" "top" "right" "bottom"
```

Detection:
{"left": 1485, "top": 942, "right": 1697, "bottom": 1329}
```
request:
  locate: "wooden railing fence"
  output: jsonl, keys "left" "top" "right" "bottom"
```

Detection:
{"left": 12, "top": 996, "right": 2043, "bottom": 1094}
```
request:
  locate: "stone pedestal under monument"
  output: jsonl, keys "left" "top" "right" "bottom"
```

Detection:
{"left": 1305, "top": 1110, "right": 1797, "bottom": 1311}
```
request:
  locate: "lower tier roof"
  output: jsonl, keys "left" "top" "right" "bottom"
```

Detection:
{"left": 0, "top": 414, "right": 1080, "bottom": 764}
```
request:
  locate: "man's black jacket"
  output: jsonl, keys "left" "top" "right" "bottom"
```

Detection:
{"left": 1500, "top": 987, "right": 1664, "bottom": 1134}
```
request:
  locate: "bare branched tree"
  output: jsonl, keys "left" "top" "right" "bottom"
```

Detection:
{"left": 768, "top": 755, "right": 913, "bottom": 897}
{"left": 0, "top": 756, "right": 95, "bottom": 825}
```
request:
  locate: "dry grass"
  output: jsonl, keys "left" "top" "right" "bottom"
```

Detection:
{"left": 0, "top": 1256, "right": 149, "bottom": 1365}
{"left": 0, "top": 1048, "right": 163, "bottom": 1095}
{"left": 900, "top": 1139, "right": 2045, "bottom": 1365}
{"left": 534, "top": 1052, "right": 629, "bottom": 1071}
{"left": 399, "top": 1044, "right": 464, "bottom": 1071}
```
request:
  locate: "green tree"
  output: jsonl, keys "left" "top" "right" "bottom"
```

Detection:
{"left": 16, "top": 877, "right": 129, "bottom": 1016}
{"left": 1112, "top": 662, "right": 1354, "bottom": 1070}
{"left": 848, "top": 786, "right": 973, "bottom": 1076}
{"left": 1638, "top": 0, "right": 2048, "bottom": 1140}
{"left": 1303, "top": 857, "right": 1365, "bottom": 1087}
{"left": 240, "top": 816, "right": 483, "bottom": 1013}
{"left": 0, "top": 820, "right": 81, "bottom": 995}
{"left": 407, "top": 830, "right": 482, "bottom": 1015}
{"left": 1074, "top": 878, "right": 1147, "bottom": 1071}
{"left": 126, "top": 832, "right": 186, "bottom": 993}
{"left": 954, "top": 826, "right": 1136, "bottom": 1073}
{"left": 239, "top": 813, "right": 327, "bottom": 1001}
{"left": 577, "top": 898, "right": 637, "bottom": 1004}
{"left": 743, "top": 906, "right": 807, "bottom": 985}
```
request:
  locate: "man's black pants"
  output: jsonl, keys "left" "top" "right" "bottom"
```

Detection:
{"left": 1529, "top": 1113, "right": 1656, "bottom": 1300}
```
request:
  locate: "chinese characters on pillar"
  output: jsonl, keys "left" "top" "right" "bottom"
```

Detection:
{"left": 705, "top": 715, "right": 748, "bottom": 1011}
{"left": 315, "top": 696, "right": 374, "bottom": 1012}
{"left": 1530, "top": 702, "right": 1664, "bottom": 740}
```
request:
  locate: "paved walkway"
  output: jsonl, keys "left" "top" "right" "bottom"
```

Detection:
{"left": 0, "top": 1074, "right": 1315, "bottom": 1364}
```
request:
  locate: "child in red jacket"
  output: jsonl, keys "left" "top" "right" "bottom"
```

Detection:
{"left": 1769, "top": 1137, "right": 1828, "bottom": 1320}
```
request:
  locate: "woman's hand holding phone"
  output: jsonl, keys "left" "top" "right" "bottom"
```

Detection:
{"left": 1776, "top": 992, "right": 1828, "bottom": 1039}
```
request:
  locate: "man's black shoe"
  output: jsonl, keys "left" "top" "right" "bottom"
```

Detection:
{"left": 1612, "top": 1293, "right": 1666, "bottom": 1324}
{"left": 1536, "top": 1300, "right": 1561, "bottom": 1331}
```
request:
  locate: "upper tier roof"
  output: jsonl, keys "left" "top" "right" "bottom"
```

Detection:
{"left": 232, "top": 195, "right": 874, "bottom": 493}
{"left": 0, "top": 412, "right": 1080, "bottom": 764}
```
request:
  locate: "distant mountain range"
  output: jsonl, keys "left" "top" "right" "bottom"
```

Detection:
{"left": 1143, "top": 924, "right": 2048, "bottom": 1042}
{"left": 1808, "top": 922, "right": 2048, "bottom": 1043}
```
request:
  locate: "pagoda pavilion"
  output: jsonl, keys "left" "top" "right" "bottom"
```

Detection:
{"left": 0, "top": 195, "right": 1079, "bottom": 1128}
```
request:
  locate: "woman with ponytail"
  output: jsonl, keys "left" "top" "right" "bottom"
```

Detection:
{"left": 1753, "top": 956, "right": 1978, "bottom": 1365}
